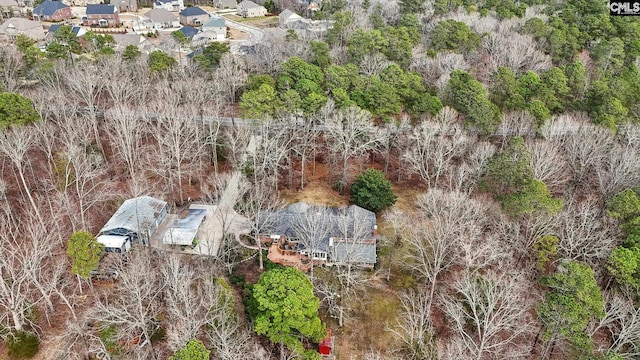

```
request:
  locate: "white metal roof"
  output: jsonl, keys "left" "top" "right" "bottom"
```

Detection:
{"left": 97, "top": 235, "right": 129, "bottom": 249}
{"left": 162, "top": 208, "right": 207, "bottom": 245}
{"left": 99, "top": 196, "right": 167, "bottom": 235}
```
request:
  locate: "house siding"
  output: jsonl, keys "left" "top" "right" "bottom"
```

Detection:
{"left": 179, "top": 13, "right": 208, "bottom": 26}
{"left": 83, "top": 12, "right": 120, "bottom": 27}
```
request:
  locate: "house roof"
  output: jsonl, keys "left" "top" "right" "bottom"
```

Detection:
{"left": 177, "top": 25, "right": 198, "bottom": 38}
{"left": 239, "top": 0, "right": 262, "bottom": 8}
{"left": 144, "top": 8, "right": 177, "bottom": 22}
{"left": 187, "top": 47, "right": 203, "bottom": 59}
{"left": 96, "top": 235, "right": 129, "bottom": 249}
{"left": 155, "top": 0, "right": 177, "bottom": 4}
{"left": 99, "top": 196, "right": 167, "bottom": 236}
{"left": 0, "top": 0, "right": 18, "bottom": 7}
{"left": 112, "top": 33, "right": 145, "bottom": 47}
{"left": 279, "top": 9, "right": 301, "bottom": 22}
{"left": 86, "top": 4, "right": 117, "bottom": 14}
{"left": 216, "top": 0, "right": 236, "bottom": 7}
{"left": 265, "top": 202, "right": 377, "bottom": 259}
{"left": 33, "top": 0, "right": 69, "bottom": 16}
{"left": 332, "top": 238, "right": 377, "bottom": 265}
{"left": 179, "top": 6, "right": 207, "bottom": 16}
{"left": 162, "top": 208, "right": 207, "bottom": 245}
{"left": 202, "top": 16, "right": 225, "bottom": 28}
{"left": 48, "top": 24, "right": 83, "bottom": 35}
{"left": 0, "top": 18, "right": 43, "bottom": 31}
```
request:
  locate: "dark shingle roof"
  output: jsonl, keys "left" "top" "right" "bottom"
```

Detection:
{"left": 265, "top": 202, "right": 377, "bottom": 264}
{"left": 179, "top": 6, "right": 207, "bottom": 16}
{"left": 33, "top": 0, "right": 68, "bottom": 16}
{"left": 86, "top": 4, "right": 117, "bottom": 15}
{"left": 177, "top": 26, "right": 198, "bottom": 39}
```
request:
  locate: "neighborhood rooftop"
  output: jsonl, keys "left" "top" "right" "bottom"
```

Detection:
{"left": 179, "top": 6, "right": 207, "bottom": 16}
{"left": 144, "top": 8, "right": 177, "bottom": 22}
{"left": 239, "top": 0, "right": 262, "bottom": 8}
{"left": 203, "top": 16, "right": 225, "bottom": 28}
{"left": 33, "top": 0, "right": 69, "bottom": 16}
{"left": 86, "top": 4, "right": 118, "bottom": 14}
{"left": 99, "top": 196, "right": 167, "bottom": 236}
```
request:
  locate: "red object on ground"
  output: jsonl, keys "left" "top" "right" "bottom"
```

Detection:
{"left": 319, "top": 328, "right": 332, "bottom": 356}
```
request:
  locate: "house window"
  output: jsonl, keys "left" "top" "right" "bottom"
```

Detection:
{"left": 99, "top": 19, "right": 108, "bottom": 27}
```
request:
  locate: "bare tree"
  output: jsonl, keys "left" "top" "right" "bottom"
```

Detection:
{"left": 92, "top": 249, "right": 164, "bottom": 355}
{"left": 215, "top": 54, "right": 248, "bottom": 105}
{"left": 290, "top": 205, "right": 332, "bottom": 278}
{"left": 526, "top": 139, "right": 569, "bottom": 192}
{"left": 554, "top": 197, "right": 619, "bottom": 267}
{"left": 387, "top": 289, "right": 437, "bottom": 360}
{"left": 596, "top": 144, "right": 640, "bottom": 200}
{"left": 65, "top": 143, "right": 108, "bottom": 230}
{"left": 0, "top": 126, "right": 44, "bottom": 226}
{"left": 441, "top": 271, "right": 534, "bottom": 360}
{"left": 324, "top": 105, "right": 383, "bottom": 192}
{"left": 105, "top": 106, "right": 148, "bottom": 178}
{"left": 598, "top": 294, "right": 640, "bottom": 358}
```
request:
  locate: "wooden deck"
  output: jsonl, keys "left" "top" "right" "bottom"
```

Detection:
{"left": 265, "top": 238, "right": 312, "bottom": 272}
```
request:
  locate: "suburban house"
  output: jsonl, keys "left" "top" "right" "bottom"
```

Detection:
{"left": 97, "top": 196, "right": 168, "bottom": 249}
{"left": 0, "top": 0, "right": 20, "bottom": 19}
{"left": 261, "top": 202, "right": 378, "bottom": 271}
{"left": 153, "top": 0, "right": 183, "bottom": 11}
{"left": 32, "top": 0, "right": 71, "bottom": 22}
{"left": 200, "top": 15, "right": 225, "bottom": 40}
{"left": 178, "top": 6, "right": 209, "bottom": 26}
{"left": 46, "top": 24, "right": 86, "bottom": 43}
{"left": 279, "top": 8, "right": 333, "bottom": 39}
{"left": 214, "top": 0, "right": 236, "bottom": 9}
{"left": 143, "top": 8, "right": 179, "bottom": 29}
{"left": 237, "top": 0, "right": 266, "bottom": 17}
{"left": 83, "top": 4, "right": 120, "bottom": 27}
{"left": 175, "top": 25, "right": 198, "bottom": 40}
{"left": 110, "top": 0, "right": 136, "bottom": 12}
{"left": 0, "top": 18, "right": 45, "bottom": 41}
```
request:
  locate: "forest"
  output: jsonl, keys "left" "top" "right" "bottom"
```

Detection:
{"left": 1, "top": 0, "right": 640, "bottom": 359}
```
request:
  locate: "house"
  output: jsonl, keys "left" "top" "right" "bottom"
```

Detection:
{"left": 278, "top": 8, "right": 302, "bottom": 27}
{"left": 111, "top": 32, "right": 147, "bottom": 51}
{"left": 0, "top": 0, "right": 20, "bottom": 19}
{"left": 176, "top": 25, "right": 198, "bottom": 39}
{"left": 214, "top": 0, "right": 236, "bottom": 9}
{"left": 97, "top": 196, "right": 168, "bottom": 247}
{"left": 261, "top": 202, "right": 378, "bottom": 271}
{"left": 32, "top": 0, "right": 71, "bottom": 21}
{"left": 237, "top": 0, "right": 266, "bottom": 17}
{"left": 178, "top": 6, "right": 209, "bottom": 26}
{"left": 200, "top": 15, "right": 225, "bottom": 40}
{"left": 0, "top": 18, "right": 45, "bottom": 41}
{"left": 278, "top": 8, "right": 333, "bottom": 38}
{"left": 83, "top": 4, "right": 120, "bottom": 27}
{"left": 153, "top": 0, "right": 183, "bottom": 12}
{"left": 162, "top": 207, "right": 207, "bottom": 246}
{"left": 46, "top": 24, "right": 86, "bottom": 42}
{"left": 144, "top": 8, "right": 179, "bottom": 29}
{"left": 110, "top": 0, "right": 136, "bottom": 12}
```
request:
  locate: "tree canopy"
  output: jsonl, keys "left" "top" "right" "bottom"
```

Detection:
{"left": 248, "top": 267, "right": 326, "bottom": 355}
{"left": 66, "top": 231, "right": 104, "bottom": 279}
{"left": 351, "top": 168, "right": 397, "bottom": 212}
{"left": 169, "top": 339, "right": 211, "bottom": 360}
{"left": 0, "top": 92, "right": 40, "bottom": 128}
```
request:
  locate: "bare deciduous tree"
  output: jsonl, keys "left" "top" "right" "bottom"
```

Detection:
{"left": 387, "top": 289, "right": 437, "bottom": 360}
{"left": 441, "top": 271, "right": 534, "bottom": 360}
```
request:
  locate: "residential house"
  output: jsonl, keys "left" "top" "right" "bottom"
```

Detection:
{"left": 110, "top": 0, "right": 137, "bottom": 12}
{"left": 111, "top": 32, "right": 147, "bottom": 51}
{"left": 46, "top": 23, "right": 86, "bottom": 43}
{"left": 278, "top": 8, "right": 332, "bottom": 39}
{"left": 200, "top": 15, "right": 225, "bottom": 40}
{"left": 0, "top": 17, "right": 45, "bottom": 41}
{"left": 144, "top": 8, "right": 179, "bottom": 29}
{"left": 153, "top": 0, "right": 183, "bottom": 12}
{"left": 0, "top": 0, "right": 20, "bottom": 18}
{"left": 261, "top": 202, "right": 378, "bottom": 271}
{"left": 97, "top": 196, "right": 168, "bottom": 247}
{"left": 162, "top": 207, "right": 207, "bottom": 246}
{"left": 214, "top": 0, "right": 236, "bottom": 9}
{"left": 178, "top": 6, "right": 208, "bottom": 26}
{"left": 175, "top": 25, "right": 197, "bottom": 39}
{"left": 32, "top": 0, "right": 72, "bottom": 22}
{"left": 83, "top": 4, "right": 120, "bottom": 27}
{"left": 237, "top": 0, "right": 266, "bottom": 17}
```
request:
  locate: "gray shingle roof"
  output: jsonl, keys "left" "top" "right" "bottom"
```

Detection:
{"left": 86, "top": 4, "right": 117, "bottom": 15}
{"left": 239, "top": 0, "right": 262, "bottom": 8}
{"left": 33, "top": 0, "right": 68, "bottom": 17}
{"left": 179, "top": 6, "right": 207, "bottom": 16}
{"left": 145, "top": 8, "right": 177, "bottom": 23}
{"left": 265, "top": 202, "right": 377, "bottom": 264}
{"left": 202, "top": 16, "right": 225, "bottom": 28}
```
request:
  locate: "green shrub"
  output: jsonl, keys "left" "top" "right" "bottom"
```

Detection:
{"left": 350, "top": 168, "right": 397, "bottom": 212}
{"left": 7, "top": 331, "right": 39, "bottom": 359}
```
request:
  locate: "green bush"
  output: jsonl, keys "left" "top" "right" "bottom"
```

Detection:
{"left": 350, "top": 168, "right": 397, "bottom": 212}
{"left": 7, "top": 331, "right": 39, "bottom": 359}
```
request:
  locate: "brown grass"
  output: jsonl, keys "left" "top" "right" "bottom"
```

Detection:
{"left": 280, "top": 181, "right": 349, "bottom": 208}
